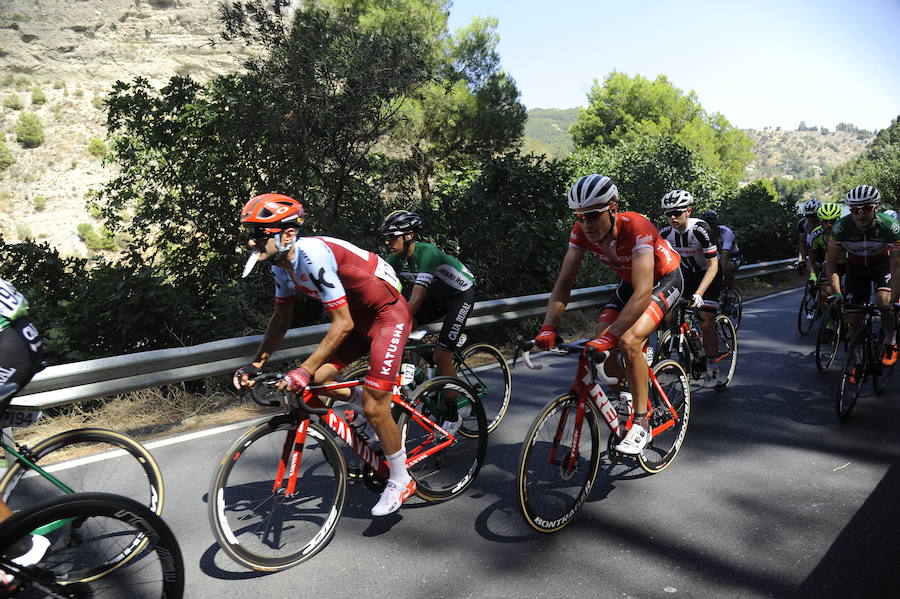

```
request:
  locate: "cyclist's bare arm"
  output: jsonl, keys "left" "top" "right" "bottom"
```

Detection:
{"left": 251, "top": 302, "right": 294, "bottom": 368}
{"left": 541, "top": 246, "right": 585, "bottom": 328}
{"left": 695, "top": 255, "right": 719, "bottom": 297}
{"left": 606, "top": 251, "right": 653, "bottom": 338}
{"left": 407, "top": 283, "right": 428, "bottom": 316}
{"left": 798, "top": 231, "right": 808, "bottom": 261}
{"left": 825, "top": 241, "right": 843, "bottom": 295}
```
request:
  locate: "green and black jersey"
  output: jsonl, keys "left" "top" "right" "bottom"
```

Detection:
{"left": 808, "top": 226, "right": 846, "bottom": 266}
{"left": 830, "top": 213, "right": 900, "bottom": 266}
{"left": 386, "top": 242, "right": 474, "bottom": 301}
{"left": 0, "top": 278, "right": 28, "bottom": 333}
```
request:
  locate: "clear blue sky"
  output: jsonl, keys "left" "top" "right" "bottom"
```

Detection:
{"left": 446, "top": 0, "right": 900, "bottom": 131}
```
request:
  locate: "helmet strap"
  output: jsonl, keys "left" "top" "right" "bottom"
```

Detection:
{"left": 596, "top": 211, "right": 616, "bottom": 244}
{"left": 402, "top": 234, "right": 415, "bottom": 259}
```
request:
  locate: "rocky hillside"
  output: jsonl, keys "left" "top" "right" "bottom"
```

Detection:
{"left": 0, "top": 0, "right": 251, "bottom": 256}
{"left": 743, "top": 128, "right": 872, "bottom": 181}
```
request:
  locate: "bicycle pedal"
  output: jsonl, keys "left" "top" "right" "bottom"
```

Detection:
{"left": 347, "top": 466, "right": 364, "bottom": 479}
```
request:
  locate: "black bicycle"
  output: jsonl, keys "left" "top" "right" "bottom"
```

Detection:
{"left": 797, "top": 279, "right": 821, "bottom": 335}
{"left": 836, "top": 303, "right": 897, "bottom": 420}
{"left": 815, "top": 300, "right": 846, "bottom": 373}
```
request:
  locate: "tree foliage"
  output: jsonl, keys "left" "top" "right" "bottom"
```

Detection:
{"left": 718, "top": 179, "right": 796, "bottom": 261}
{"left": 570, "top": 72, "right": 753, "bottom": 184}
{"left": 828, "top": 115, "right": 900, "bottom": 206}
{"left": 15, "top": 113, "right": 44, "bottom": 148}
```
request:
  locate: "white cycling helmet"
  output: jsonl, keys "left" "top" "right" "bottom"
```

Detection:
{"left": 801, "top": 198, "right": 822, "bottom": 215}
{"left": 846, "top": 185, "right": 881, "bottom": 205}
{"left": 567, "top": 174, "right": 618, "bottom": 212}
{"left": 661, "top": 189, "right": 694, "bottom": 210}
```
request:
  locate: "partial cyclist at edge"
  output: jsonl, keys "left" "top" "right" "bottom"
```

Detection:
{"left": 533, "top": 174, "right": 683, "bottom": 455}
{"left": 698, "top": 210, "right": 743, "bottom": 306}
{"left": 658, "top": 190, "right": 722, "bottom": 384}
{"left": 379, "top": 210, "right": 476, "bottom": 435}
{"left": 233, "top": 193, "right": 416, "bottom": 517}
{"left": 824, "top": 185, "right": 900, "bottom": 377}
{"left": 0, "top": 278, "right": 48, "bottom": 581}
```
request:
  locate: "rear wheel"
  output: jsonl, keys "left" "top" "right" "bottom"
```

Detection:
{"left": 208, "top": 417, "right": 346, "bottom": 571}
{"left": 398, "top": 377, "right": 487, "bottom": 502}
{"left": 721, "top": 287, "right": 743, "bottom": 330}
{"left": 639, "top": 359, "right": 691, "bottom": 474}
{"left": 712, "top": 315, "right": 738, "bottom": 391}
{"left": 837, "top": 328, "right": 868, "bottom": 421}
{"left": 516, "top": 394, "right": 601, "bottom": 533}
{"left": 455, "top": 343, "right": 511, "bottom": 433}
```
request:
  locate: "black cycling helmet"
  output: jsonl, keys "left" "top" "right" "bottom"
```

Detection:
{"left": 698, "top": 210, "right": 719, "bottom": 225}
{"left": 380, "top": 210, "right": 423, "bottom": 236}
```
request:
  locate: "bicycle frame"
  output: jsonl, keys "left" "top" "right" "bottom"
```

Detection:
{"left": 272, "top": 377, "right": 457, "bottom": 496}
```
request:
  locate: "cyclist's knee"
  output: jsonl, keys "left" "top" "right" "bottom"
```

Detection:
{"left": 619, "top": 332, "right": 645, "bottom": 356}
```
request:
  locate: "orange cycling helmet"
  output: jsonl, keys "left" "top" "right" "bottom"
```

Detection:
{"left": 240, "top": 194, "right": 304, "bottom": 233}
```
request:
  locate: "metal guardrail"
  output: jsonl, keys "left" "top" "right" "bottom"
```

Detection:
{"left": 13, "top": 258, "right": 795, "bottom": 409}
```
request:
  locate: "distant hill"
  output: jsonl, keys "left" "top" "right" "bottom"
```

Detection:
{"left": 522, "top": 107, "right": 579, "bottom": 158}
{"left": 521, "top": 109, "right": 873, "bottom": 184}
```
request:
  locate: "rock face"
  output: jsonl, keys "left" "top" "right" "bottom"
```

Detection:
{"left": 0, "top": 0, "right": 249, "bottom": 256}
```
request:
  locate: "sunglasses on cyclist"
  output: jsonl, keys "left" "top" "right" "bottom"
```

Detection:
{"left": 383, "top": 232, "right": 406, "bottom": 242}
{"left": 850, "top": 205, "right": 876, "bottom": 215}
{"left": 665, "top": 209, "right": 686, "bottom": 218}
{"left": 574, "top": 207, "right": 611, "bottom": 222}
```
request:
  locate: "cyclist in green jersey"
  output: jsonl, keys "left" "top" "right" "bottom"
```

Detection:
{"left": 380, "top": 211, "right": 476, "bottom": 431}
{"left": 824, "top": 185, "right": 900, "bottom": 371}
{"left": 806, "top": 203, "right": 845, "bottom": 282}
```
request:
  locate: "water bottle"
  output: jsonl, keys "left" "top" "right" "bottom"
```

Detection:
{"left": 615, "top": 391, "right": 633, "bottom": 419}
{"left": 686, "top": 329, "right": 705, "bottom": 358}
{"left": 346, "top": 410, "right": 379, "bottom": 446}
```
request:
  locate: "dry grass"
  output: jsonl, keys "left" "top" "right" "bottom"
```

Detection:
{"left": 10, "top": 272, "right": 804, "bottom": 451}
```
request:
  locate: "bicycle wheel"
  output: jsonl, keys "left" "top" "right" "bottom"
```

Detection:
{"left": 797, "top": 286, "right": 818, "bottom": 334}
{"left": 455, "top": 343, "right": 512, "bottom": 433}
{"left": 0, "top": 492, "right": 184, "bottom": 597}
{"left": 815, "top": 306, "right": 842, "bottom": 373}
{"left": 0, "top": 428, "right": 164, "bottom": 517}
{"left": 516, "top": 394, "right": 601, "bottom": 534}
{"left": 397, "top": 376, "right": 487, "bottom": 502}
{"left": 726, "top": 288, "right": 743, "bottom": 330}
{"left": 711, "top": 315, "right": 738, "bottom": 391}
{"left": 837, "top": 328, "right": 868, "bottom": 421}
{"left": 209, "top": 416, "right": 347, "bottom": 571}
{"left": 639, "top": 359, "right": 691, "bottom": 474}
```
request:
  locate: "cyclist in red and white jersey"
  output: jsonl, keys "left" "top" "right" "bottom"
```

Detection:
{"left": 233, "top": 194, "right": 415, "bottom": 517}
{"left": 534, "top": 175, "right": 683, "bottom": 455}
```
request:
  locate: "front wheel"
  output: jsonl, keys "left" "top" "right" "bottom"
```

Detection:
{"left": 516, "top": 394, "right": 601, "bottom": 534}
{"left": 837, "top": 328, "right": 868, "bottom": 421}
{"left": 398, "top": 376, "right": 487, "bottom": 502}
{"left": 711, "top": 315, "right": 738, "bottom": 391}
{"left": 455, "top": 343, "right": 512, "bottom": 433}
{"left": 0, "top": 492, "right": 184, "bottom": 596}
{"left": 797, "top": 286, "right": 819, "bottom": 334}
{"left": 209, "top": 417, "right": 347, "bottom": 571}
{"left": 815, "top": 305, "right": 843, "bottom": 373}
{"left": 640, "top": 359, "right": 691, "bottom": 474}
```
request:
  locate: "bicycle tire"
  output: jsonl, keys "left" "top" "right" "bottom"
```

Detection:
{"left": 397, "top": 376, "right": 487, "bottom": 502}
{"left": 0, "top": 491, "right": 184, "bottom": 597}
{"left": 837, "top": 327, "right": 868, "bottom": 421}
{"left": 0, "top": 427, "right": 164, "bottom": 517}
{"left": 455, "top": 343, "right": 512, "bottom": 433}
{"left": 815, "top": 305, "right": 842, "bottom": 373}
{"left": 516, "top": 394, "right": 601, "bottom": 534}
{"left": 208, "top": 416, "right": 347, "bottom": 571}
{"left": 797, "top": 286, "right": 818, "bottom": 334}
{"left": 712, "top": 315, "right": 738, "bottom": 391}
{"left": 639, "top": 359, "right": 691, "bottom": 474}
{"left": 729, "top": 288, "right": 743, "bottom": 330}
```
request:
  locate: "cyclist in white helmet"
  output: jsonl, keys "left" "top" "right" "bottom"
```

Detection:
{"left": 533, "top": 174, "right": 683, "bottom": 455}
{"left": 796, "top": 198, "right": 822, "bottom": 271}
{"left": 658, "top": 190, "right": 722, "bottom": 383}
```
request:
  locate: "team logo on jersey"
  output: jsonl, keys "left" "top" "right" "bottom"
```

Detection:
{"left": 310, "top": 267, "right": 335, "bottom": 292}
{"left": 891, "top": 223, "right": 900, "bottom": 235}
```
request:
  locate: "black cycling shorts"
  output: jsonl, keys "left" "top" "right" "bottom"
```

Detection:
{"left": 600, "top": 268, "right": 684, "bottom": 326}
{"left": 0, "top": 318, "right": 45, "bottom": 390}
{"left": 415, "top": 287, "right": 475, "bottom": 350}
{"left": 683, "top": 270, "right": 723, "bottom": 313}
{"left": 846, "top": 260, "right": 891, "bottom": 304}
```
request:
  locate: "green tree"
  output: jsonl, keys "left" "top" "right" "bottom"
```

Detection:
{"left": 15, "top": 112, "right": 44, "bottom": 148}
{"left": 30, "top": 87, "right": 47, "bottom": 105}
{"left": 0, "top": 137, "right": 13, "bottom": 171}
{"left": 828, "top": 115, "right": 900, "bottom": 206}
{"left": 718, "top": 179, "right": 796, "bottom": 261}
{"left": 570, "top": 72, "right": 753, "bottom": 183}
{"left": 3, "top": 93, "right": 23, "bottom": 110}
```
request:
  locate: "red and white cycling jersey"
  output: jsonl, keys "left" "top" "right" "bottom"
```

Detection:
{"left": 569, "top": 212, "right": 680, "bottom": 283}
{"left": 273, "top": 236, "right": 402, "bottom": 312}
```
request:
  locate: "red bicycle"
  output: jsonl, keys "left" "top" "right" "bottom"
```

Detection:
{"left": 515, "top": 339, "right": 691, "bottom": 533}
{"left": 208, "top": 372, "right": 487, "bottom": 571}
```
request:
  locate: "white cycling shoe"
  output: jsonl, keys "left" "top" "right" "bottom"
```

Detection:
{"left": 613, "top": 423, "right": 652, "bottom": 455}
{"left": 371, "top": 478, "right": 416, "bottom": 517}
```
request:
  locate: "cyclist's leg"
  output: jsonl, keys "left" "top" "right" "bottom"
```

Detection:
{"left": 874, "top": 261, "right": 896, "bottom": 364}
{"left": 697, "top": 273, "right": 722, "bottom": 360}
{"left": 844, "top": 265, "right": 871, "bottom": 341}
{"left": 432, "top": 287, "right": 475, "bottom": 379}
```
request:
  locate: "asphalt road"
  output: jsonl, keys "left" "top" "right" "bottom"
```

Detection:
{"left": 112, "top": 287, "right": 900, "bottom": 597}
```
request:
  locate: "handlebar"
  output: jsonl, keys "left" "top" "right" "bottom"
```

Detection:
{"left": 513, "top": 336, "right": 619, "bottom": 385}
{"left": 247, "top": 372, "right": 330, "bottom": 415}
